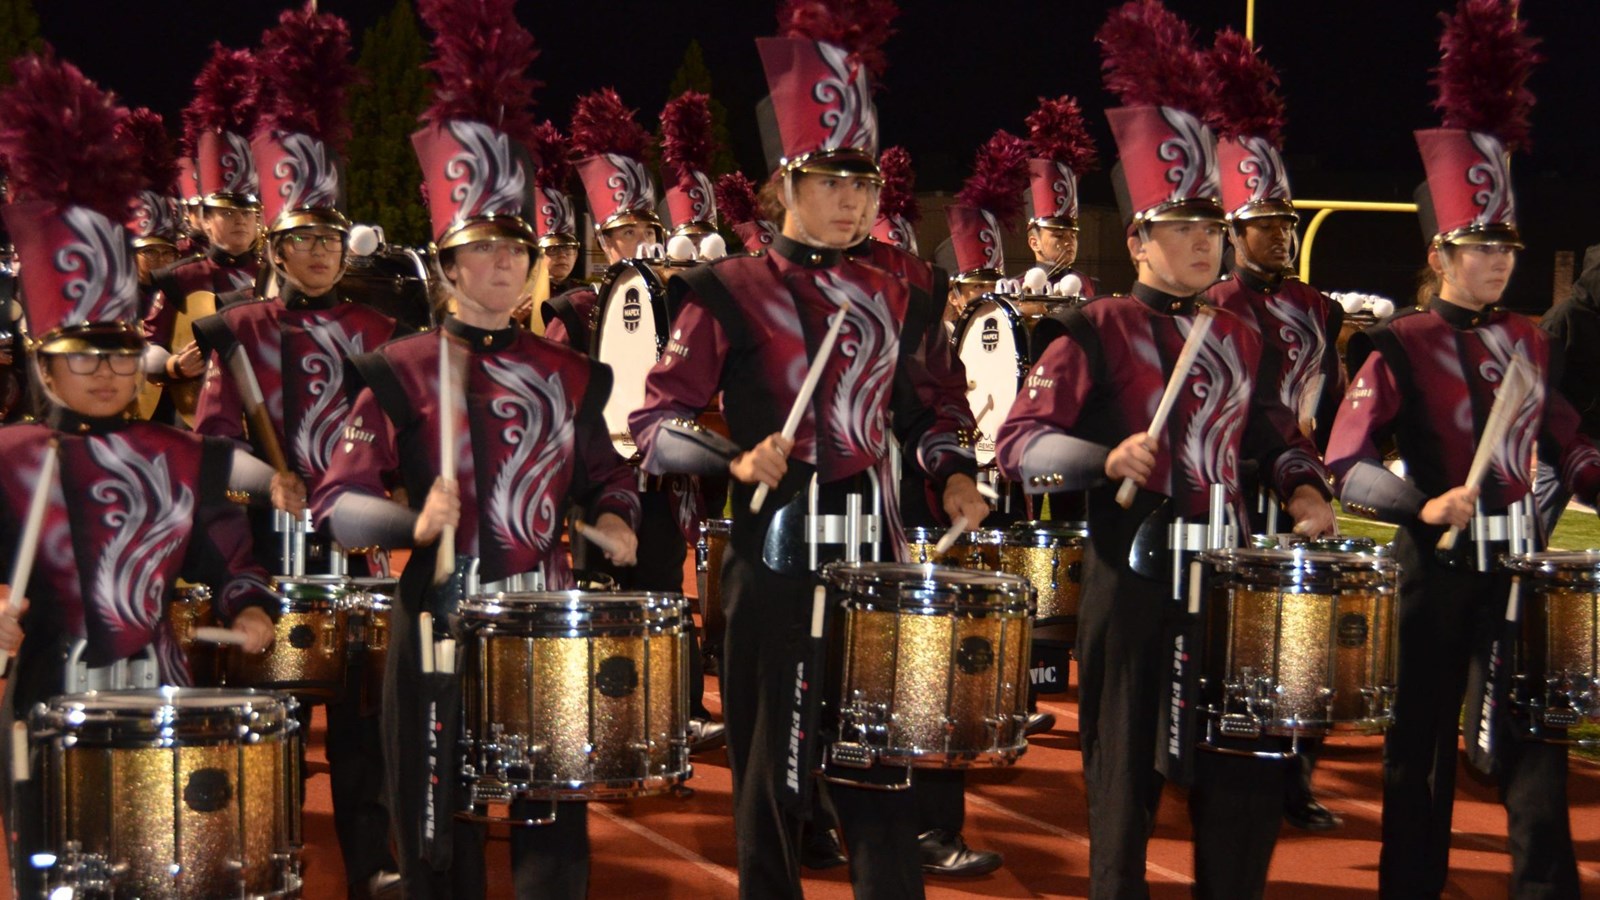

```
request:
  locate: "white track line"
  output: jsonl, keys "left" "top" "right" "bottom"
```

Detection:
{"left": 590, "top": 803, "right": 740, "bottom": 888}
{"left": 964, "top": 792, "right": 1193, "bottom": 884}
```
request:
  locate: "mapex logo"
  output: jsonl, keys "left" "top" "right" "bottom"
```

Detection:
{"left": 623, "top": 288, "right": 643, "bottom": 334}
{"left": 981, "top": 318, "right": 1000, "bottom": 352}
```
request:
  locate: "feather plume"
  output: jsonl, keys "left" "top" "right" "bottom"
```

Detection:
{"left": 777, "top": 0, "right": 900, "bottom": 79}
{"left": 876, "top": 145, "right": 919, "bottom": 224}
{"left": 181, "top": 43, "right": 260, "bottom": 155}
{"left": 1432, "top": 0, "right": 1540, "bottom": 152}
{"left": 660, "top": 91, "right": 716, "bottom": 184}
{"left": 416, "top": 0, "right": 541, "bottom": 145}
{"left": 955, "top": 130, "right": 1030, "bottom": 227}
{"left": 528, "top": 120, "right": 573, "bottom": 187}
{"left": 1096, "top": 0, "right": 1211, "bottom": 112}
{"left": 257, "top": 2, "right": 360, "bottom": 150}
{"left": 117, "top": 108, "right": 181, "bottom": 195}
{"left": 1025, "top": 95, "right": 1098, "bottom": 172}
{"left": 714, "top": 172, "right": 764, "bottom": 226}
{"left": 1205, "top": 29, "right": 1286, "bottom": 143}
{"left": 570, "top": 89, "right": 651, "bottom": 161}
{"left": 0, "top": 49, "right": 141, "bottom": 220}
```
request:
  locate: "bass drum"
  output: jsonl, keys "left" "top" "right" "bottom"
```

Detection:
{"left": 954, "top": 294, "right": 1029, "bottom": 467}
{"left": 591, "top": 259, "right": 670, "bottom": 461}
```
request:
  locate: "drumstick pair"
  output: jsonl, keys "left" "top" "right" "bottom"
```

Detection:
{"left": 417, "top": 611, "right": 457, "bottom": 674}
{"left": 750, "top": 300, "right": 853, "bottom": 515}
{"left": 0, "top": 439, "right": 59, "bottom": 677}
{"left": 1116, "top": 309, "right": 1216, "bottom": 508}
{"left": 1438, "top": 353, "right": 1537, "bottom": 552}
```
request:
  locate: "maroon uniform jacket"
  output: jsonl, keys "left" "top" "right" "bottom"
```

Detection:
{"left": 1326, "top": 298, "right": 1600, "bottom": 524}
{"left": 995, "top": 283, "right": 1329, "bottom": 521}
{"left": 146, "top": 246, "right": 260, "bottom": 350}
{"left": 313, "top": 318, "right": 641, "bottom": 593}
{"left": 192, "top": 289, "right": 400, "bottom": 493}
{"left": 540, "top": 285, "right": 599, "bottom": 352}
{"left": 629, "top": 236, "right": 977, "bottom": 560}
{"left": 1207, "top": 264, "right": 1344, "bottom": 451}
{"left": 0, "top": 409, "right": 275, "bottom": 689}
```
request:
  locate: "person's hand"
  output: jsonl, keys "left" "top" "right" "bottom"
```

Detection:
{"left": 591, "top": 513, "right": 639, "bottom": 567}
{"left": 729, "top": 433, "right": 793, "bottom": 488}
{"left": 1286, "top": 485, "right": 1338, "bottom": 538}
{"left": 1106, "top": 432, "right": 1156, "bottom": 485}
{"left": 412, "top": 476, "right": 461, "bottom": 546}
{"left": 0, "top": 587, "right": 28, "bottom": 654}
{"left": 942, "top": 474, "right": 990, "bottom": 529}
{"left": 271, "top": 471, "right": 308, "bottom": 515}
{"left": 169, "top": 341, "right": 204, "bottom": 379}
{"left": 1420, "top": 485, "right": 1479, "bottom": 529}
{"left": 229, "top": 606, "right": 275, "bottom": 655}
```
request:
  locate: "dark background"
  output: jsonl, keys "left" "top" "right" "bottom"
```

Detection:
{"left": 34, "top": 0, "right": 1600, "bottom": 310}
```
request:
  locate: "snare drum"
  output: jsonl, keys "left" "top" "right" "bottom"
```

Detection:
{"left": 29, "top": 688, "right": 301, "bottom": 898}
{"left": 457, "top": 591, "right": 691, "bottom": 805}
{"left": 695, "top": 518, "right": 731, "bottom": 655}
{"left": 168, "top": 583, "right": 220, "bottom": 686}
{"left": 825, "top": 563, "right": 1035, "bottom": 769}
{"left": 905, "top": 527, "right": 1004, "bottom": 570}
{"left": 348, "top": 576, "right": 397, "bottom": 715}
{"left": 1505, "top": 551, "right": 1600, "bottom": 727}
{"left": 999, "top": 521, "right": 1086, "bottom": 625}
{"left": 227, "top": 575, "right": 351, "bottom": 698}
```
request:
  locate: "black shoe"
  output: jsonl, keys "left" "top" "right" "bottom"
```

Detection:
{"left": 688, "top": 717, "right": 726, "bottom": 753}
{"left": 801, "top": 827, "right": 848, "bottom": 870}
{"left": 1024, "top": 711, "right": 1056, "bottom": 736}
{"left": 351, "top": 870, "right": 402, "bottom": 900}
{"left": 918, "top": 829, "right": 1002, "bottom": 877}
{"left": 1283, "top": 794, "right": 1342, "bottom": 831}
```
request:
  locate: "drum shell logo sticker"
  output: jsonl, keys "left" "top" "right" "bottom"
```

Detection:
{"left": 623, "top": 288, "right": 642, "bottom": 334}
{"left": 1337, "top": 613, "right": 1368, "bottom": 648}
{"left": 981, "top": 318, "right": 999, "bottom": 352}
{"left": 957, "top": 636, "right": 995, "bottom": 675}
{"left": 597, "top": 655, "right": 640, "bottom": 697}
{"left": 184, "top": 768, "right": 233, "bottom": 813}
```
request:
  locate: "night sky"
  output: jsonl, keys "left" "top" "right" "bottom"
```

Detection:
{"left": 31, "top": 0, "right": 1600, "bottom": 309}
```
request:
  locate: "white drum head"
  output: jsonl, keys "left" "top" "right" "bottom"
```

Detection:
{"left": 594, "top": 262, "right": 667, "bottom": 459}
{"left": 957, "top": 298, "right": 1025, "bottom": 466}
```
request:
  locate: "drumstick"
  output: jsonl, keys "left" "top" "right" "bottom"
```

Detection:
{"left": 0, "top": 439, "right": 58, "bottom": 676}
{"left": 1438, "top": 354, "right": 1536, "bottom": 551}
{"left": 575, "top": 521, "right": 626, "bottom": 560}
{"left": 226, "top": 347, "right": 290, "bottom": 474}
{"left": 192, "top": 626, "right": 251, "bottom": 647}
{"left": 433, "top": 331, "right": 457, "bottom": 585}
{"left": 1117, "top": 309, "right": 1215, "bottom": 508}
{"left": 419, "top": 611, "right": 435, "bottom": 674}
{"left": 933, "top": 515, "right": 970, "bottom": 556}
{"left": 751, "top": 299, "right": 853, "bottom": 515}
{"left": 10, "top": 722, "right": 26, "bottom": 783}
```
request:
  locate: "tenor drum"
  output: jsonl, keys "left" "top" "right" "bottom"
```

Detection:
{"left": 227, "top": 575, "right": 351, "bottom": 698}
{"left": 825, "top": 563, "right": 1035, "bottom": 768}
{"left": 999, "top": 521, "right": 1087, "bottom": 625}
{"left": 168, "top": 583, "right": 220, "bottom": 687}
{"left": 457, "top": 591, "right": 691, "bottom": 804}
{"left": 905, "top": 527, "right": 1004, "bottom": 570}
{"left": 29, "top": 688, "right": 302, "bottom": 898}
{"left": 1504, "top": 551, "right": 1600, "bottom": 728}
{"left": 348, "top": 576, "right": 397, "bottom": 715}
{"left": 695, "top": 518, "right": 731, "bottom": 655}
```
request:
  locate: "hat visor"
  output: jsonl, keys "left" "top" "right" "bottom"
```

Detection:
{"left": 788, "top": 150, "right": 883, "bottom": 182}
{"left": 597, "top": 210, "right": 664, "bottom": 235}
{"left": 439, "top": 216, "right": 538, "bottom": 250}
{"left": 1228, "top": 200, "right": 1299, "bottom": 223}
{"left": 270, "top": 208, "right": 351, "bottom": 234}
{"left": 537, "top": 233, "right": 581, "bottom": 249}
{"left": 35, "top": 323, "right": 146, "bottom": 355}
{"left": 1137, "top": 198, "right": 1227, "bottom": 226}
{"left": 203, "top": 193, "right": 261, "bottom": 210}
{"left": 1029, "top": 217, "right": 1080, "bottom": 231}
{"left": 1438, "top": 223, "right": 1523, "bottom": 250}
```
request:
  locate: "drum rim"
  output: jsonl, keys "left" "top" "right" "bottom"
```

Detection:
{"left": 1002, "top": 519, "right": 1088, "bottom": 543}
{"left": 905, "top": 526, "right": 1008, "bottom": 545}
{"left": 1503, "top": 549, "right": 1600, "bottom": 573}
{"left": 822, "top": 560, "right": 1034, "bottom": 597}
{"left": 31, "top": 687, "right": 299, "bottom": 742}
{"left": 1200, "top": 546, "right": 1398, "bottom": 571}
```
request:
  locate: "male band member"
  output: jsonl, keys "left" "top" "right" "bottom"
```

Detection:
{"left": 148, "top": 44, "right": 264, "bottom": 422}
{"left": 995, "top": 4, "right": 1335, "bottom": 897}
{"left": 1534, "top": 243, "right": 1600, "bottom": 533}
{"left": 941, "top": 131, "right": 1030, "bottom": 328}
{"left": 114, "top": 109, "right": 185, "bottom": 421}
{"left": 660, "top": 91, "right": 729, "bottom": 264}
{"left": 0, "top": 55, "right": 276, "bottom": 898}
{"left": 1201, "top": 28, "right": 1346, "bottom": 833}
{"left": 631, "top": 4, "right": 988, "bottom": 896}
{"left": 315, "top": 2, "right": 641, "bottom": 895}
{"left": 1023, "top": 94, "right": 1100, "bottom": 301}
{"left": 190, "top": 8, "right": 402, "bottom": 896}
{"left": 1326, "top": 6, "right": 1596, "bottom": 896}
{"left": 528, "top": 121, "right": 584, "bottom": 296}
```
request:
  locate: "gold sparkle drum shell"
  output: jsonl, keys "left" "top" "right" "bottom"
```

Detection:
{"left": 29, "top": 688, "right": 302, "bottom": 898}
{"left": 825, "top": 563, "right": 1035, "bottom": 768}
{"left": 457, "top": 591, "right": 691, "bottom": 803}
{"left": 999, "top": 521, "right": 1087, "bottom": 625}
{"left": 695, "top": 518, "right": 731, "bottom": 655}
{"left": 168, "top": 583, "right": 221, "bottom": 687}
{"left": 1505, "top": 551, "right": 1600, "bottom": 726}
{"left": 905, "top": 527, "right": 1004, "bottom": 570}
{"left": 347, "top": 576, "right": 397, "bottom": 717}
{"left": 227, "top": 575, "right": 352, "bottom": 699}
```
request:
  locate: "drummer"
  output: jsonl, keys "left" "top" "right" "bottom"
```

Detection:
{"left": 0, "top": 55, "right": 276, "bottom": 899}
{"left": 527, "top": 121, "right": 586, "bottom": 302}
{"left": 1021, "top": 95, "right": 1100, "bottom": 309}
{"left": 1325, "top": 7, "right": 1599, "bottom": 894}
{"left": 940, "top": 131, "right": 1029, "bottom": 331}
{"left": 313, "top": 4, "right": 640, "bottom": 893}
{"left": 994, "top": 5, "right": 1335, "bottom": 895}
{"left": 630, "top": 8, "right": 987, "bottom": 896}
{"left": 189, "top": 8, "right": 404, "bottom": 895}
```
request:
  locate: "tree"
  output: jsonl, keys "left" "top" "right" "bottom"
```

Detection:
{"left": 0, "top": 0, "right": 41, "bottom": 86}
{"left": 664, "top": 40, "right": 738, "bottom": 177}
{"left": 345, "top": 0, "right": 431, "bottom": 246}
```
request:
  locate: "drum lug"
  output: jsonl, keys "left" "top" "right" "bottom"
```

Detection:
{"left": 1218, "top": 713, "right": 1262, "bottom": 739}
{"left": 827, "top": 741, "right": 876, "bottom": 769}
{"left": 47, "top": 841, "right": 121, "bottom": 894}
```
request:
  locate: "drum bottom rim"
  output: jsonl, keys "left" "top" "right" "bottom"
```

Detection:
{"left": 471, "top": 769, "right": 692, "bottom": 804}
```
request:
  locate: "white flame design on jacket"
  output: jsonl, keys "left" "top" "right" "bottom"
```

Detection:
{"left": 1476, "top": 326, "right": 1543, "bottom": 490}
{"left": 1158, "top": 107, "right": 1220, "bottom": 205}
{"left": 814, "top": 42, "right": 878, "bottom": 156}
{"left": 275, "top": 133, "right": 341, "bottom": 211}
{"left": 1239, "top": 135, "right": 1291, "bottom": 203}
{"left": 447, "top": 121, "right": 528, "bottom": 226}
{"left": 483, "top": 357, "right": 572, "bottom": 554}
{"left": 87, "top": 434, "right": 194, "bottom": 648}
{"left": 56, "top": 207, "right": 139, "bottom": 326}
{"left": 1468, "top": 132, "right": 1515, "bottom": 227}
{"left": 816, "top": 271, "right": 898, "bottom": 459}
{"left": 1179, "top": 322, "right": 1250, "bottom": 491}
{"left": 294, "top": 321, "right": 366, "bottom": 473}
{"left": 1262, "top": 296, "right": 1326, "bottom": 412}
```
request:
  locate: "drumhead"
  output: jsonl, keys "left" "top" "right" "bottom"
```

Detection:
{"left": 822, "top": 561, "right": 1034, "bottom": 613}
{"left": 31, "top": 687, "right": 298, "bottom": 745}
{"left": 458, "top": 590, "right": 686, "bottom": 634}
{"left": 1004, "top": 520, "right": 1087, "bottom": 546}
{"left": 274, "top": 574, "right": 351, "bottom": 609}
{"left": 955, "top": 294, "right": 1028, "bottom": 467}
{"left": 1503, "top": 550, "right": 1600, "bottom": 580}
{"left": 1201, "top": 546, "right": 1398, "bottom": 581}
{"left": 593, "top": 259, "right": 670, "bottom": 460}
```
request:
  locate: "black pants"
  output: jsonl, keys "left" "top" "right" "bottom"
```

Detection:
{"left": 1076, "top": 537, "right": 1286, "bottom": 900}
{"left": 1379, "top": 530, "right": 1578, "bottom": 899}
{"left": 3, "top": 642, "right": 61, "bottom": 898}
{"left": 323, "top": 656, "right": 398, "bottom": 890}
{"left": 721, "top": 545, "right": 923, "bottom": 900}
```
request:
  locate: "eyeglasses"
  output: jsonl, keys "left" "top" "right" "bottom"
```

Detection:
{"left": 280, "top": 233, "right": 346, "bottom": 253}
{"left": 61, "top": 352, "right": 141, "bottom": 376}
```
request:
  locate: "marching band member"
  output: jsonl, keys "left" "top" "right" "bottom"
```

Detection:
{"left": 631, "top": 3, "right": 987, "bottom": 896}
{"left": 940, "top": 131, "right": 1030, "bottom": 328}
{"left": 1023, "top": 95, "right": 1100, "bottom": 301}
{"left": 716, "top": 171, "right": 780, "bottom": 256}
{"left": 314, "top": 1, "right": 640, "bottom": 894}
{"left": 0, "top": 53, "right": 276, "bottom": 898}
{"left": 1200, "top": 28, "right": 1347, "bottom": 833}
{"left": 116, "top": 109, "right": 185, "bottom": 422}
{"left": 995, "top": 3, "right": 1335, "bottom": 897}
{"left": 189, "top": 7, "right": 403, "bottom": 895}
{"left": 528, "top": 121, "right": 585, "bottom": 297}
{"left": 1325, "top": 5, "right": 1598, "bottom": 895}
